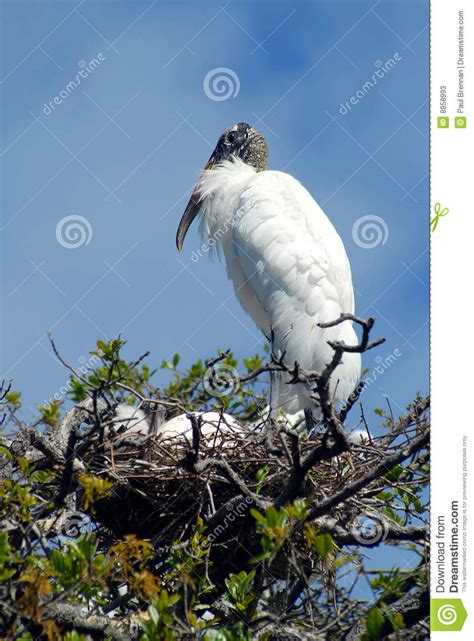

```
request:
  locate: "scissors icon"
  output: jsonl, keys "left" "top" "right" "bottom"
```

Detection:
{"left": 430, "top": 203, "right": 449, "bottom": 232}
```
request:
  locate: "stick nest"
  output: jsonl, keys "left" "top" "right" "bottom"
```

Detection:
{"left": 80, "top": 419, "right": 382, "bottom": 548}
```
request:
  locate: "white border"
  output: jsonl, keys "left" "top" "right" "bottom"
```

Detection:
{"left": 431, "top": 0, "right": 473, "bottom": 636}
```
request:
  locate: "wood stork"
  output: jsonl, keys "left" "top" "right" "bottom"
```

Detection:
{"left": 156, "top": 411, "right": 245, "bottom": 448}
{"left": 112, "top": 404, "right": 150, "bottom": 443}
{"left": 176, "top": 123, "right": 361, "bottom": 423}
{"left": 348, "top": 427, "right": 372, "bottom": 445}
{"left": 112, "top": 404, "right": 248, "bottom": 447}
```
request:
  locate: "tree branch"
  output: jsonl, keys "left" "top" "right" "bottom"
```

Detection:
{"left": 344, "top": 584, "right": 429, "bottom": 640}
{"left": 305, "top": 430, "right": 429, "bottom": 522}
{"left": 41, "top": 603, "right": 133, "bottom": 641}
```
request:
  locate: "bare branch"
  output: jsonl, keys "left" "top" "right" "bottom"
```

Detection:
{"left": 345, "top": 585, "right": 429, "bottom": 641}
{"left": 305, "top": 430, "right": 429, "bottom": 522}
{"left": 40, "top": 603, "right": 133, "bottom": 641}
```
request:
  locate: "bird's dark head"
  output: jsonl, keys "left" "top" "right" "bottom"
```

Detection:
{"left": 176, "top": 123, "right": 268, "bottom": 251}
{"left": 209, "top": 123, "right": 268, "bottom": 172}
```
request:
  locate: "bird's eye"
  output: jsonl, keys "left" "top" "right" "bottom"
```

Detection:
{"left": 226, "top": 131, "right": 237, "bottom": 144}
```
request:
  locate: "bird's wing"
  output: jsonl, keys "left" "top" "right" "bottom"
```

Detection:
{"left": 230, "top": 170, "right": 357, "bottom": 373}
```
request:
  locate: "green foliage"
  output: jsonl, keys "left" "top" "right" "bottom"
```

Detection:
{"left": 250, "top": 500, "right": 312, "bottom": 563}
{"left": 223, "top": 570, "right": 256, "bottom": 615}
{"left": 0, "top": 341, "right": 429, "bottom": 639}
{"left": 251, "top": 505, "right": 290, "bottom": 561}
{"left": 203, "top": 623, "right": 254, "bottom": 641}
{"left": 161, "top": 349, "right": 264, "bottom": 417}
{"left": 38, "top": 400, "right": 62, "bottom": 429}
{"left": 314, "top": 532, "right": 336, "bottom": 558}
{"left": 64, "top": 338, "right": 157, "bottom": 405}
{"left": 5, "top": 390, "right": 22, "bottom": 409}
{"left": 364, "top": 606, "right": 385, "bottom": 639}
{"left": 77, "top": 474, "right": 114, "bottom": 512}
{"left": 139, "top": 590, "right": 181, "bottom": 640}
{"left": 361, "top": 603, "right": 406, "bottom": 640}
{"left": 302, "top": 521, "right": 336, "bottom": 559}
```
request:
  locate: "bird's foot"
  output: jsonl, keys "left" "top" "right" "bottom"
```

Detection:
{"left": 263, "top": 418, "right": 283, "bottom": 457}
{"left": 304, "top": 409, "right": 316, "bottom": 434}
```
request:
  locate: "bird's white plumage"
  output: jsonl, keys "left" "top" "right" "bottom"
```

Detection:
{"left": 157, "top": 411, "right": 241, "bottom": 443}
{"left": 111, "top": 406, "right": 249, "bottom": 446}
{"left": 197, "top": 158, "right": 361, "bottom": 414}
{"left": 113, "top": 404, "right": 149, "bottom": 437}
{"left": 348, "top": 427, "right": 372, "bottom": 445}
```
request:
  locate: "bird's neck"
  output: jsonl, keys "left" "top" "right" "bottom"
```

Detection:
{"left": 197, "top": 158, "right": 257, "bottom": 246}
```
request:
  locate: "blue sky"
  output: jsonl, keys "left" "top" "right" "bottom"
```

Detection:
{"left": 1, "top": 0, "right": 428, "bottom": 423}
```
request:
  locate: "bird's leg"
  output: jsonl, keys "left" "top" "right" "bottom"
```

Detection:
{"left": 268, "top": 329, "right": 283, "bottom": 420}
{"left": 304, "top": 409, "right": 315, "bottom": 434}
{"left": 269, "top": 369, "right": 281, "bottom": 421}
{"left": 265, "top": 356, "right": 283, "bottom": 455}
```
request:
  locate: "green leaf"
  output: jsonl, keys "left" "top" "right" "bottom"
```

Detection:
{"left": 413, "top": 498, "right": 424, "bottom": 512}
{"left": 266, "top": 506, "right": 279, "bottom": 528}
{"left": 148, "top": 604, "right": 159, "bottom": 625}
{"left": 96, "top": 339, "right": 108, "bottom": 353}
{"left": 256, "top": 465, "right": 269, "bottom": 483}
{"left": 366, "top": 607, "right": 385, "bottom": 638}
{"left": 0, "top": 445, "right": 13, "bottom": 462}
{"left": 314, "top": 533, "right": 335, "bottom": 558}
{"left": 385, "top": 464, "right": 404, "bottom": 481}
{"left": 6, "top": 391, "right": 21, "bottom": 406}
{"left": 250, "top": 508, "right": 267, "bottom": 526}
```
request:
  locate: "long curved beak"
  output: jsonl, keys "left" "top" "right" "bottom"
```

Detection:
{"left": 176, "top": 151, "right": 218, "bottom": 251}
{"left": 176, "top": 190, "right": 201, "bottom": 251}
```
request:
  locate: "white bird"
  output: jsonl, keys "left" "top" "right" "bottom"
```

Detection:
{"left": 112, "top": 404, "right": 149, "bottom": 438}
{"left": 157, "top": 411, "right": 246, "bottom": 448}
{"left": 348, "top": 427, "right": 372, "bottom": 445}
{"left": 111, "top": 404, "right": 250, "bottom": 447}
{"left": 176, "top": 123, "right": 361, "bottom": 424}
